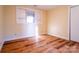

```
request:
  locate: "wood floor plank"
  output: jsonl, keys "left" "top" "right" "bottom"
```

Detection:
{"left": 1, "top": 34, "right": 79, "bottom": 53}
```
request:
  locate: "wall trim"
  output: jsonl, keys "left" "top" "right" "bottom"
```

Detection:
{"left": 68, "top": 6, "right": 71, "bottom": 41}
{"left": 3, "top": 33, "right": 35, "bottom": 41}
{"left": 4, "top": 36, "right": 27, "bottom": 41}
{"left": 48, "top": 34, "right": 69, "bottom": 40}
{"left": 0, "top": 39, "right": 5, "bottom": 51}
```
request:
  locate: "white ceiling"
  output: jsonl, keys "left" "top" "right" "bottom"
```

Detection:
{"left": 35, "top": 5, "right": 59, "bottom": 10}
{"left": 28, "top": 5, "right": 61, "bottom": 10}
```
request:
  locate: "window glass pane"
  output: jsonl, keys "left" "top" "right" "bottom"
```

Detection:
{"left": 26, "top": 10, "right": 35, "bottom": 24}
{"left": 26, "top": 16, "right": 34, "bottom": 23}
{"left": 16, "top": 8, "right": 26, "bottom": 24}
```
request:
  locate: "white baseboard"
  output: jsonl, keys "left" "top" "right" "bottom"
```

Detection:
{"left": 4, "top": 33, "right": 69, "bottom": 41}
{"left": 4, "top": 32, "right": 47, "bottom": 41}
{"left": 0, "top": 39, "right": 4, "bottom": 51}
{"left": 48, "top": 34, "right": 69, "bottom": 40}
{"left": 4, "top": 36, "right": 27, "bottom": 41}
{"left": 4, "top": 33, "right": 35, "bottom": 41}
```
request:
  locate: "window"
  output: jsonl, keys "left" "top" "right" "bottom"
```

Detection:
{"left": 16, "top": 8, "right": 35, "bottom": 24}
{"left": 26, "top": 10, "right": 35, "bottom": 24}
{"left": 16, "top": 8, "right": 26, "bottom": 24}
{"left": 26, "top": 15, "right": 34, "bottom": 23}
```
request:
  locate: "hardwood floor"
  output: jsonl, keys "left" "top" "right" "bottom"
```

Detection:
{"left": 1, "top": 34, "right": 79, "bottom": 53}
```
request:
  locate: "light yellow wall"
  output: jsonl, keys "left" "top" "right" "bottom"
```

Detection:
{"left": 4, "top": 6, "right": 22, "bottom": 36}
{"left": 4, "top": 5, "right": 68, "bottom": 40}
{"left": 38, "top": 10, "right": 48, "bottom": 34}
{"left": 47, "top": 6, "right": 68, "bottom": 39}
{"left": 4, "top": 6, "right": 47, "bottom": 40}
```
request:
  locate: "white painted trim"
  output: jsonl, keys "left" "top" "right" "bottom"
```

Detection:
{"left": 4, "top": 36, "right": 27, "bottom": 41}
{"left": 4, "top": 34, "right": 69, "bottom": 42}
{"left": 68, "top": 6, "right": 71, "bottom": 41}
{"left": 0, "top": 40, "right": 4, "bottom": 51}
{"left": 4, "top": 33, "right": 36, "bottom": 41}
{"left": 48, "top": 34, "right": 69, "bottom": 40}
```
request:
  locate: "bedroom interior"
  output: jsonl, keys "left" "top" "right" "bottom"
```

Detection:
{"left": 0, "top": 5, "right": 79, "bottom": 53}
